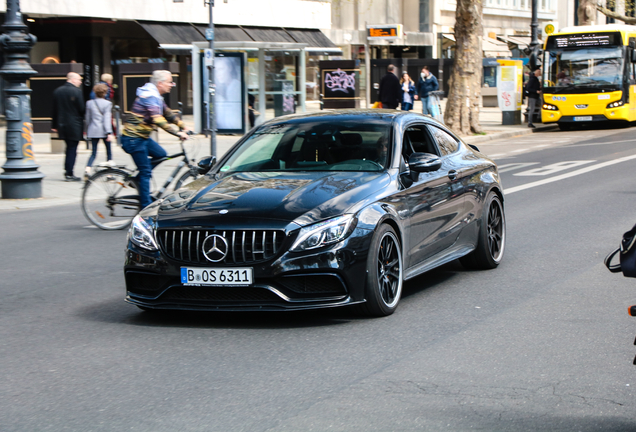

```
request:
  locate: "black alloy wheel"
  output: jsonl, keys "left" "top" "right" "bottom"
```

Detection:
{"left": 461, "top": 191, "right": 505, "bottom": 269}
{"left": 359, "top": 224, "right": 403, "bottom": 317}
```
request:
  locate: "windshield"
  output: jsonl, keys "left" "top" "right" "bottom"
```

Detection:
{"left": 544, "top": 46, "right": 625, "bottom": 92}
{"left": 217, "top": 119, "right": 392, "bottom": 175}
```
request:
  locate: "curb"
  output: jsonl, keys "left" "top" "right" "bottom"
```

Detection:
{"left": 463, "top": 123, "right": 559, "bottom": 145}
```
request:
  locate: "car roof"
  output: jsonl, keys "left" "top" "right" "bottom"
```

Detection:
{"left": 263, "top": 109, "right": 440, "bottom": 126}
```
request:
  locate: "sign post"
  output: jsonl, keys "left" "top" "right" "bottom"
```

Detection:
{"left": 496, "top": 59, "right": 523, "bottom": 125}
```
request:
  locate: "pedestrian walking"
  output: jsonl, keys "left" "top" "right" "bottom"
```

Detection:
{"left": 52, "top": 72, "right": 85, "bottom": 181}
{"left": 415, "top": 66, "right": 439, "bottom": 116}
{"left": 120, "top": 70, "right": 189, "bottom": 209}
{"left": 378, "top": 64, "right": 401, "bottom": 109}
{"left": 84, "top": 83, "right": 115, "bottom": 179}
{"left": 526, "top": 67, "right": 541, "bottom": 128}
{"left": 400, "top": 72, "right": 416, "bottom": 111}
{"left": 89, "top": 73, "right": 115, "bottom": 101}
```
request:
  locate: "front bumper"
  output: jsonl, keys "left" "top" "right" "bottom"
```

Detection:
{"left": 542, "top": 105, "right": 630, "bottom": 124}
{"left": 124, "top": 227, "right": 373, "bottom": 311}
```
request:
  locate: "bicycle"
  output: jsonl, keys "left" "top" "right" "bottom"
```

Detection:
{"left": 81, "top": 135, "right": 205, "bottom": 230}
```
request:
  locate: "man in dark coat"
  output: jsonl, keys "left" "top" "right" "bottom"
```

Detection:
{"left": 526, "top": 67, "right": 541, "bottom": 128}
{"left": 52, "top": 72, "right": 85, "bottom": 181}
{"left": 378, "top": 64, "right": 401, "bottom": 109}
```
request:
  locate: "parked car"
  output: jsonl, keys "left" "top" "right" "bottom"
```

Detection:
{"left": 124, "top": 110, "right": 506, "bottom": 316}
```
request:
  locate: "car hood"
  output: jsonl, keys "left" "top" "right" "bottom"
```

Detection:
{"left": 155, "top": 171, "right": 389, "bottom": 227}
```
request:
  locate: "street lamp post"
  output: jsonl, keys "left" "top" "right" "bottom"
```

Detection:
{"left": 529, "top": 0, "right": 541, "bottom": 71}
{"left": 204, "top": 0, "right": 217, "bottom": 158}
{"left": 0, "top": 0, "right": 44, "bottom": 199}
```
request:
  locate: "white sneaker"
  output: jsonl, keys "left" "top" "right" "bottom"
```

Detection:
{"left": 84, "top": 166, "right": 92, "bottom": 181}
{"left": 105, "top": 160, "right": 116, "bottom": 167}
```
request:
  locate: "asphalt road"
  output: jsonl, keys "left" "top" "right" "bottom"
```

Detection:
{"left": 2, "top": 125, "right": 636, "bottom": 431}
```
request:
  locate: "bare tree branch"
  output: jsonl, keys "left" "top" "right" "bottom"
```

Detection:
{"left": 596, "top": 3, "right": 636, "bottom": 24}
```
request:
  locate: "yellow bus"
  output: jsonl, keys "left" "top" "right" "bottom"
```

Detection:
{"left": 542, "top": 24, "right": 636, "bottom": 130}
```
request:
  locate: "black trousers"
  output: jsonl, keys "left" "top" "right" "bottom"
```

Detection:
{"left": 64, "top": 140, "right": 79, "bottom": 176}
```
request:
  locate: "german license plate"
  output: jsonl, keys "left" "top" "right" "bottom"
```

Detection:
{"left": 181, "top": 267, "right": 253, "bottom": 286}
{"left": 574, "top": 116, "right": 592, "bottom": 121}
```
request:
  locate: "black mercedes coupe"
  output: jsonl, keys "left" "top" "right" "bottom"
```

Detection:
{"left": 124, "top": 110, "right": 505, "bottom": 316}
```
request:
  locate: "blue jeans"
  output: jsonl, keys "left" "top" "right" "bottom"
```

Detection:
{"left": 421, "top": 96, "right": 434, "bottom": 115}
{"left": 401, "top": 102, "right": 413, "bottom": 111}
{"left": 86, "top": 138, "right": 113, "bottom": 167}
{"left": 120, "top": 135, "right": 167, "bottom": 209}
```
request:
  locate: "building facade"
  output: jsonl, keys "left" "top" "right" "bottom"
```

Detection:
{"left": 0, "top": 0, "right": 335, "bottom": 122}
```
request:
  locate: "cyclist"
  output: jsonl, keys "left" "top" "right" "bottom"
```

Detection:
{"left": 120, "top": 70, "right": 190, "bottom": 209}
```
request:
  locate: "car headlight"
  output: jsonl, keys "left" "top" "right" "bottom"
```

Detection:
{"left": 129, "top": 215, "right": 159, "bottom": 251}
{"left": 607, "top": 100, "right": 624, "bottom": 108}
{"left": 542, "top": 103, "right": 558, "bottom": 111}
{"left": 291, "top": 215, "right": 356, "bottom": 252}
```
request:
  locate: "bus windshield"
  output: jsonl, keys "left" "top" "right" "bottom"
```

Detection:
{"left": 544, "top": 46, "right": 625, "bottom": 93}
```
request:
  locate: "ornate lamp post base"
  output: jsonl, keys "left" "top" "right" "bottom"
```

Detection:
{"left": 0, "top": 0, "right": 44, "bottom": 199}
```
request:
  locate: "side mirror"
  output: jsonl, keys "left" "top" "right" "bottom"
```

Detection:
{"left": 631, "top": 49, "right": 636, "bottom": 63}
{"left": 408, "top": 152, "right": 442, "bottom": 173}
{"left": 197, "top": 155, "right": 216, "bottom": 175}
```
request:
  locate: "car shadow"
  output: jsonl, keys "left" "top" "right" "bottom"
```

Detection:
{"left": 76, "top": 296, "right": 360, "bottom": 329}
{"left": 77, "top": 261, "right": 470, "bottom": 329}
{"left": 401, "top": 260, "right": 465, "bottom": 300}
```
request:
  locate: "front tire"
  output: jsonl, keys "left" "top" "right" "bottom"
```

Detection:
{"left": 461, "top": 191, "right": 505, "bottom": 269}
{"left": 81, "top": 169, "right": 140, "bottom": 230}
{"left": 359, "top": 224, "right": 403, "bottom": 317}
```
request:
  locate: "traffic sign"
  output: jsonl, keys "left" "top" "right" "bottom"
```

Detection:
{"left": 204, "top": 49, "right": 214, "bottom": 67}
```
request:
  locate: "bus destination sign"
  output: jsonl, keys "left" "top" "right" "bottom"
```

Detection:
{"left": 367, "top": 25, "right": 403, "bottom": 40}
{"left": 548, "top": 32, "right": 621, "bottom": 49}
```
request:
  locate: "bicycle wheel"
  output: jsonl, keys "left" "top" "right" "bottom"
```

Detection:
{"left": 174, "top": 170, "right": 200, "bottom": 190}
{"left": 81, "top": 169, "right": 140, "bottom": 230}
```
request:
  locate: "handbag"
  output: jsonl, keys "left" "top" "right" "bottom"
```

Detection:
{"left": 604, "top": 223, "right": 636, "bottom": 277}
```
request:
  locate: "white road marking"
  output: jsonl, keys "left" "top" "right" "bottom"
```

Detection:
{"left": 515, "top": 160, "right": 595, "bottom": 176}
{"left": 566, "top": 138, "right": 636, "bottom": 148}
{"left": 511, "top": 149, "right": 529, "bottom": 153}
{"left": 488, "top": 153, "right": 507, "bottom": 158}
{"left": 496, "top": 162, "right": 540, "bottom": 173}
{"left": 505, "top": 154, "right": 636, "bottom": 194}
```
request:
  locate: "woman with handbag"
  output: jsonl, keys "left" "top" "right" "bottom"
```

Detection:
{"left": 84, "top": 83, "right": 115, "bottom": 179}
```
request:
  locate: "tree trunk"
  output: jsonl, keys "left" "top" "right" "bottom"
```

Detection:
{"left": 444, "top": 0, "right": 483, "bottom": 136}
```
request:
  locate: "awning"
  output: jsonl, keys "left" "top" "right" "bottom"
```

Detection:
{"left": 138, "top": 21, "right": 206, "bottom": 45}
{"left": 194, "top": 24, "right": 339, "bottom": 51}
{"left": 442, "top": 34, "right": 511, "bottom": 57}
{"left": 143, "top": 21, "right": 341, "bottom": 56}
{"left": 482, "top": 36, "right": 512, "bottom": 58}
{"left": 497, "top": 35, "right": 542, "bottom": 51}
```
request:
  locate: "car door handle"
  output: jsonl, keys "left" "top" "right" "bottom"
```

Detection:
{"left": 448, "top": 170, "right": 457, "bottom": 180}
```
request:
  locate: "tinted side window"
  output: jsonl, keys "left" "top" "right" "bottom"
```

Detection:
{"left": 403, "top": 125, "right": 439, "bottom": 158}
{"left": 428, "top": 126, "right": 459, "bottom": 156}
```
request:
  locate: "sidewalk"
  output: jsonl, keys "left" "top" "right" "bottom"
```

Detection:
{"left": 0, "top": 101, "right": 552, "bottom": 211}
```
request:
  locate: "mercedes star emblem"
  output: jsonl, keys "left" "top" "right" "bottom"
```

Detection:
{"left": 202, "top": 234, "right": 229, "bottom": 262}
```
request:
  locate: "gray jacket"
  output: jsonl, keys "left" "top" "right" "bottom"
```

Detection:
{"left": 85, "top": 98, "right": 113, "bottom": 139}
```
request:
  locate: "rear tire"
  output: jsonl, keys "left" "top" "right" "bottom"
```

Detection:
{"left": 174, "top": 170, "right": 199, "bottom": 190}
{"left": 460, "top": 191, "right": 505, "bottom": 269}
{"left": 358, "top": 224, "right": 403, "bottom": 317}
{"left": 81, "top": 169, "right": 140, "bottom": 230}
